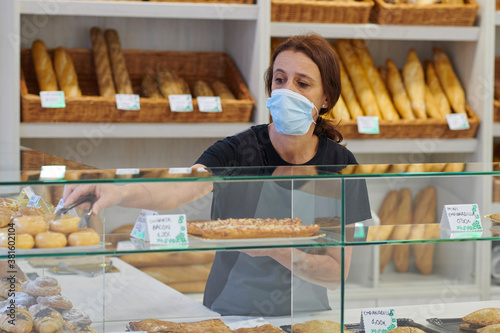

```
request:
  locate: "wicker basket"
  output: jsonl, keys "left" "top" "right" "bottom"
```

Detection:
{"left": 21, "top": 49, "right": 254, "bottom": 123}
{"left": 497, "top": 0, "right": 500, "bottom": 10}
{"left": 333, "top": 105, "right": 479, "bottom": 139}
{"left": 371, "top": 0, "right": 479, "bottom": 26}
{"left": 271, "top": 0, "right": 374, "bottom": 23}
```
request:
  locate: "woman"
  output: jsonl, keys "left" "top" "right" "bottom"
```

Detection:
{"left": 64, "top": 33, "right": 371, "bottom": 316}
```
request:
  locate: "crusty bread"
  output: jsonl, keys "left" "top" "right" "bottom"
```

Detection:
{"left": 53, "top": 47, "right": 82, "bottom": 97}
{"left": 120, "top": 251, "right": 215, "bottom": 268}
{"left": 387, "top": 59, "right": 415, "bottom": 119}
{"left": 403, "top": 49, "right": 426, "bottom": 119}
{"left": 425, "top": 60, "right": 451, "bottom": 117}
{"left": 424, "top": 84, "right": 443, "bottom": 119}
{"left": 105, "top": 29, "right": 134, "bottom": 94}
{"left": 433, "top": 47, "right": 466, "bottom": 114}
{"left": 335, "top": 47, "right": 364, "bottom": 119}
{"left": 392, "top": 188, "right": 413, "bottom": 273}
{"left": 141, "top": 73, "right": 162, "bottom": 98}
{"left": 90, "top": 27, "right": 116, "bottom": 97}
{"left": 328, "top": 94, "right": 351, "bottom": 120}
{"left": 32, "top": 40, "right": 59, "bottom": 92}
{"left": 192, "top": 80, "right": 214, "bottom": 97}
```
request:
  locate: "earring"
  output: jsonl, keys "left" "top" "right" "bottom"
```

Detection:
{"left": 322, "top": 104, "right": 326, "bottom": 108}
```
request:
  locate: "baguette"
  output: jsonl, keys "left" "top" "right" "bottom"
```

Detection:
{"left": 212, "top": 80, "right": 235, "bottom": 99}
{"left": 433, "top": 47, "right": 466, "bottom": 114}
{"left": 351, "top": 39, "right": 399, "bottom": 120}
{"left": 425, "top": 60, "right": 451, "bottom": 117}
{"left": 413, "top": 224, "right": 440, "bottom": 274}
{"left": 392, "top": 188, "right": 413, "bottom": 273}
{"left": 90, "top": 27, "right": 116, "bottom": 97}
{"left": 328, "top": 94, "right": 351, "bottom": 120}
{"left": 405, "top": 164, "right": 425, "bottom": 173}
{"left": 424, "top": 84, "right": 443, "bottom": 119}
{"left": 32, "top": 40, "right": 59, "bottom": 92}
{"left": 403, "top": 49, "right": 426, "bottom": 119}
{"left": 105, "top": 29, "right": 134, "bottom": 94}
{"left": 53, "top": 47, "right": 82, "bottom": 97}
{"left": 378, "top": 190, "right": 400, "bottom": 273}
{"left": 334, "top": 47, "right": 364, "bottom": 119}
{"left": 193, "top": 80, "right": 215, "bottom": 97}
{"left": 336, "top": 40, "right": 381, "bottom": 118}
{"left": 141, "top": 73, "right": 162, "bottom": 98}
{"left": 443, "top": 162, "right": 465, "bottom": 172}
{"left": 157, "top": 69, "right": 184, "bottom": 97}
{"left": 372, "top": 164, "right": 390, "bottom": 174}
{"left": 386, "top": 59, "right": 415, "bottom": 120}
{"left": 388, "top": 164, "right": 408, "bottom": 173}
{"left": 425, "top": 163, "right": 447, "bottom": 172}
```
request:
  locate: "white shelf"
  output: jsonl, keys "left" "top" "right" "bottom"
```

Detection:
{"left": 20, "top": 123, "right": 253, "bottom": 139}
{"left": 344, "top": 138, "right": 478, "bottom": 154}
{"left": 20, "top": 0, "right": 259, "bottom": 20}
{"left": 271, "top": 23, "right": 480, "bottom": 41}
{"left": 493, "top": 123, "right": 500, "bottom": 137}
{"left": 496, "top": 11, "right": 500, "bottom": 26}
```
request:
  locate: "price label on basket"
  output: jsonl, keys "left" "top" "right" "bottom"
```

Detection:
{"left": 40, "top": 165, "right": 66, "bottom": 180}
{"left": 116, "top": 94, "right": 140, "bottom": 111}
{"left": 116, "top": 168, "right": 140, "bottom": 176}
{"left": 40, "top": 91, "right": 66, "bottom": 108}
{"left": 440, "top": 204, "right": 482, "bottom": 231}
{"left": 131, "top": 209, "right": 158, "bottom": 241}
{"left": 169, "top": 167, "right": 192, "bottom": 175}
{"left": 357, "top": 116, "right": 380, "bottom": 134}
{"left": 146, "top": 214, "right": 188, "bottom": 246}
{"left": 197, "top": 96, "right": 222, "bottom": 112}
{"left": 446, "top": 113, "right": 470, "bottom": 130}
{"left": 169, "top": 95, "right": 193, "bottom": 112}
{"left": 360, "top": 308, "right": 397, "bottom": 333}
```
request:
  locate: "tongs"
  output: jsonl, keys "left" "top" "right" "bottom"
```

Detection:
{"left": 53, "top": 194, "right": 96, "bottom": 230}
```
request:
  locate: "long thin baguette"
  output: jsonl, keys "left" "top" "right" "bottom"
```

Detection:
{"left": 433, "top": 47, "right": 466, "bottom": 114}
{"left": 328, "top": 94, "right": 351, "bottom": 120}
{"left": 105, "top": 29, "right": 134, "bottom": 94}
{"left": 425, "top": 60, "right": 452, "bottom": 117}
{"left": 386, "top": 59, "right": 415, "bottom": 120}
{"left": 32, "top": 40, "right": 59, "bottom": 92}
{"left": 403, "top": 49, "right": 426, "bottom": 119}
{"left": 333, "top": 45, "right": 364, "bottom": 119}
{"left": 378, "top": 190, "right": 400, "bottom": 273}
{"left": 351, "top": 39, "right": 399, "bottom": 120}
{"left": 392, "top": 188, "right": 413, "bottom": 273}
{"left": 424, "top": 84, "right": 444, "bottom": 119}
{"left": 90, "top": 27, "right": 116, "bottom": 97}
{"left": 53, "top": 46, "right": 82, "bottom": 97}
{"left": 336, "top": 40, "right": 381, "bottom": 118}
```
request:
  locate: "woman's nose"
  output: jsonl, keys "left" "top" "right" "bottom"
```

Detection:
{"left": 283, "top": 81, "right": 298, "bottom": 93}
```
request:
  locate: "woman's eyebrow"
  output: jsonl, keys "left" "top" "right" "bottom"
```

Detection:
{"left": 274, "top": 68, "right": 315, "bottom": 81}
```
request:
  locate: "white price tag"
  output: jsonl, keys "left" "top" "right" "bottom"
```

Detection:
{"left": 360, "top": 308, "right": 397, "bottom": 333}
{"left": 446, "top": 113, "right": 470, "bottom": 130}
{"left": 197, "top": 96, "right": 222, "bottom": 112}
{"left": 146, "top": 214, "right": 188, "bottom": 246}
{"left": 131, "top": 209, "right": 158, "bottom": 241}
{"left": 116, "top": 94, "right": 140, "bottom": 111}
{"left": 26, "top": 195, "right": 41, "bottom": 208}
{"left": 168, "top": 95, "right": 193, "bottom": 112}
{"left": 116, "top": 168, "right": 140, "bottom": 176}
{"left": 357, "top": 116, "right": 380, "bottom": 134}
{"left": 40, "top": 91, "right": 66, "bottom": 108}
{"left": 21, "top": 186, "right": 35, "bottom": 199}
{"left": 439, "top": 229, "right": 483, "bottom": 239}
{"left": 440, "top": 204, "right": 482, "bottom": 231}
{"left": 168, "top": 168, "right": 192, "bottom": 175}
{"left": 40, "top": 165, "right": 66, "bottom": 180}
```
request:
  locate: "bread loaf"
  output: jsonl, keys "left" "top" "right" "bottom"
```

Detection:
{"left": 32, "top": 40, "right": 59, "bottom": 92}
{"left": 403, "top": 49, "right": 426, "bottom": 119}
{"left": 157, "top": 69, "right": 184, "bottom": 97}
{"left": 412, "top": 185, "right": 437, "bottom": 224}
{"left": 433, "top": 47, "right": 466, "bottom": 114}
{"left": 351, "top": 39, "right": 399, "bottom": 120}
{"left": 328, "top": 94, "right": 351, "bottom": 120}
{"left": 388, "top": 164, "right": 408, "bottom": 173}
{"left": 53, "top": 47, "right": 82, "bottom": 97}
{"left": 378, "top": 190, "right": 400, "bottom": 273}
{"left": 141, "top": 73, "right": 162, "bottom": 98}
{"left": 425, "top": 60, "right": 451, "bottom": 117}
{"left": 392, "top": 188, "right": 413, "bottom": 273}
{"left": 212, "top": 80, "right": 235, "bottom": 99}
{"left": 90, "top": 27, "right": 116, "bottom": 97}
{"left": 424, "top": 84, "right": 443, "bottom": 119}
{"left": 193, "top": 80, "right": 214, "bottom": 97}
{"left": 105, "top": 29, "right": 134, "bottom": 94}
{"left": 443, "top": 162, "right": 465, "bottom": 172}
{"left": 405, "top": 164, "right": 425, "bottom": 173}
{"left": 386, "top": 59, "right": 415, "bottom": 120}
{"left": 334, "top": 47, "right": 364, "bottom": 119}
{"left": 336, "top": 40, "right": 381, "bottom": 118}
{"left": 372, "top": 164, "right": 390, "bottom": 174}
{"left": 414, "top": 224, "right": 440, "bottom": 274}
{"left": 178, "top": 77, "right": 191, "bottom": 95}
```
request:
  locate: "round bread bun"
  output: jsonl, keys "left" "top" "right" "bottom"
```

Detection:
{"left": 68, "top": 229, "right": 100, "bottom": 247}
{"left": 37, "top": 295, "right": 73, "bottom": 310}
{"left": 35, "top": 231, "right": 67, "bottom": 248}
{"left": 22, "top": 277, "right": 61, "bottom": 296}
{"left": 11, "top": 207, "right": 45, "bottom": 220}
{"left": 49, "top": 214, "right": 80, "bottom": 234}
{"left": 14, "top": 215, "right": 47, "bottom": 235}
{"left": 0, "top": 231, "right": 34, "bottom": 249}
{"left": 0, "top": 198, "right": 19, "bottom": 211}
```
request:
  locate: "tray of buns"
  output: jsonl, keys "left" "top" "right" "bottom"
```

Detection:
{"left": 271, "top": 0, "right": 373, "bottom": 24}
{"left": 428, "top": 308, "right": 500, "bottom": 333}
{"left": 21, "top": 28, "right": 254, "bottom": 123}
{"left": 371, "top": 0, "right": 479, "bottom": 26}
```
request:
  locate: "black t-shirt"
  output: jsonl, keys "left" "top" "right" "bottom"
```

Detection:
{"left": 195, "top": 124, "right": 371, "bottom": 316}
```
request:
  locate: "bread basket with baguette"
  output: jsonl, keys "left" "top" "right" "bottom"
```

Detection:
{"left": 21, "top": 48, "right": 254, "bottom": 123}
{"left": 271, "top": 0, "right": 374, "bottom": 24}
{"left": 371, "top": 0, "right": 479, "bottom": 26}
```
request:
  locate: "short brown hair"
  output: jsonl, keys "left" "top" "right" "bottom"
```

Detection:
{"left": 265, "top": 34, "right": 343, "bottom": 143}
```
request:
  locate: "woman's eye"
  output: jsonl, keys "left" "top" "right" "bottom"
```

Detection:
{"left": 298, "top": 82, "right": 309, "bottom": 88}
{"left": 275, "top": 78, "right": 284, "bottom": 84}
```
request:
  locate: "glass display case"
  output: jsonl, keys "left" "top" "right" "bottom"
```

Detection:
{"left": 0, "top": 155, "right": 499, "bottom": 332}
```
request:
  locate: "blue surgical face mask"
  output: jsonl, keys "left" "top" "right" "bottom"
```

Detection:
{"left": 266, "top": 89, "right": 318, "bottom": 136}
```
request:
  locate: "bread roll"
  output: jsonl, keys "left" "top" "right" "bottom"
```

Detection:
{"left": 32, "top": 40, "right": 59, "bottom": 92}
{"left": 141, "top": 73, "right": 162, "bottom": 98}
{"left": 403, "top": 49, "right": 426, "bottom": 119}
{"left": 424, "top": 84, "right": 443, "bottom": 119}
{"left": 425, "top": 60, "right": 452, "bottom": 117}
{"left": 351, "top": 39, "right": 399, "bottom": 120}
{"left": 336, "top": 40, "right": 381, "bottom": 118}
{"left": 386, "top": 59, "right": 415, "bottom": 120}
{"left": 334, "top": 47, "right": 364, "bottom": 119}
{"left": 178, "top": 77, "right": 191, "bottom": 95}
{"left": 53, "top": 47, "right": 82, "bottom": 97}
{"left": 105, "top": 29, "right": 133, "bottom": 94}
{"left": 212, "top": 80, "right": 235, "bottom": 99}
{"left": 193, "top": 80, "right": 214, "bottom": 97}
{"left": 433, "top": 47, "right": 466, "bottom": 114}
{"left": 90, "top": 27, "right": 116, "bottom": 97}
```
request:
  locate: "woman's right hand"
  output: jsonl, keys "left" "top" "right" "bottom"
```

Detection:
{"left": 62, "top": 184, "right": 125, "bottom": 215}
